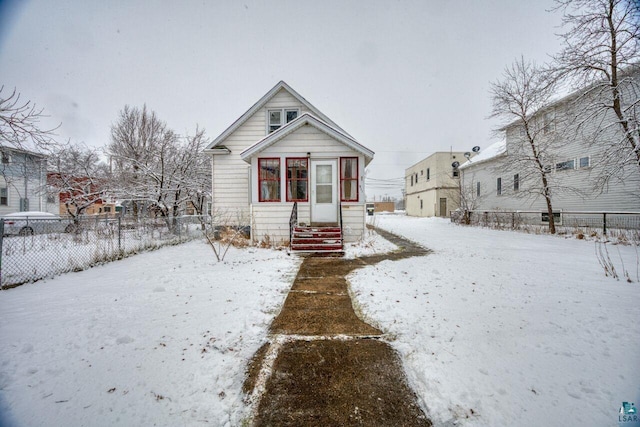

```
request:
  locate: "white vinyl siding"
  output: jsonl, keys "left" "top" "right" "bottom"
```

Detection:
{"left": 209, "top": 85, "right": 371, "bottom": 241}
{"left": 251, "top": 203, "right": 364, "bottom": 244}
{"left": 250, "top": 126, "right": 365, "bottom": 204}
{"left": 210, "top": 88, "right": 314, "bottom": 223}
{"left": 462, "top": 141, "right": 640, "bottom": 213}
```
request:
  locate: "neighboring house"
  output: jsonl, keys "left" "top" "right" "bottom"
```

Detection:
{"left": 459, "top": 69, "right": 640, "bottom": 220}
{"left": 405, "top": 152, "right": 468, "bottom": 217}
{"left": 0, "top": 146, "right": 58, "bottom": 215}
{"left": 47, "top": 173, "right": 109, "bottom": 217}
{"left": 204, "top": 81, "right": 374, "bottom": 245}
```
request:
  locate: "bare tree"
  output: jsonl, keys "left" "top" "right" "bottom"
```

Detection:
{"left": 451, "top": 174, "right": 482, "bottom": 225}
{"left": 490, "top": 58, "right": 561, "bottom": 233}
{"left": 47, "top": 143, "right": 109, "bottom": 221}
{"left": 0, "top": 86, "right": 58, "bottom": 151}
{"left": 552, "top": 0, "right": 640, "bottom": 186}
{"left": 108, "top": 105, "right": 176, "bottom": 219}
{"left": 108, "top": 106, "right": 211, "bottom": 230}
{"left": 181, "top": 127, "right": 212, "bottom": 218}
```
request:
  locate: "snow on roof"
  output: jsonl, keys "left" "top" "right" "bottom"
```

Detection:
{"left": 459, "top": 140, "right": 506, "bottom": 169}
{"left": 2, "top": 211, "right": 58, "bottom": 218}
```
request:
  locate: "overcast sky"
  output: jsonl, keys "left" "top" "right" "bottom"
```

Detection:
{"left": 0, "top": 0, "right": 566, "bottom": 199}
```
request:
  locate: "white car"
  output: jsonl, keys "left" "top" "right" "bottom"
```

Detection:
{"left": 2, "top": 211, "right": 77, "bottom": 236}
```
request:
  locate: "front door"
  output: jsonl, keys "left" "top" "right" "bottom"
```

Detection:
{"left": 311, "top": 159, "right": 338, "bottom": 224}
{"left": 439, "top": 197, "right": 447, "bottom": 217}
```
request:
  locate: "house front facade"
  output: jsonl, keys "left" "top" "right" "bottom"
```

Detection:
{"left": 405, "top": 152, "right": 467, "bottom": 218}
{"left": 204, "top": 81, "right": 374, "bottom": 245}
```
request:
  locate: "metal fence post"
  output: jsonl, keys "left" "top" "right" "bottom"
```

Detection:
{"left": 603, "top": 212, "right": 607, "bottom": 235}
{"left": 118, "top": 215, "right": 122, "bottom": 254}
{"left": 0, "top": 219, "right": 4, "bottom": 288}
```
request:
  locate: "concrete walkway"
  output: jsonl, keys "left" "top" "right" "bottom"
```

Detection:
{"left": 243, "top": 227, "right": 432, "bottom": 426}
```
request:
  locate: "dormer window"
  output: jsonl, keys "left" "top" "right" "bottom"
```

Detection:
{"left": 268, "top": 108, "right": 299, "bottom": 133}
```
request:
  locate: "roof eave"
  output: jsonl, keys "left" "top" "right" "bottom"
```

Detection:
{"left": 205, "top": 80, "right": 354, "bottom": 150}
{"left": 203, "top": 147, "right": 231, "bottom": 155}
{"left": 240, "top": 113, "right": 374, "bottom": 163}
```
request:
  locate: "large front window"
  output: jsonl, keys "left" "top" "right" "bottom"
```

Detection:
{"left": 258, "top": 158, "right": 281, "bottom": 202}
{"left": 268, "top": 108, "right": 299, "bottom": 133}
{"left": 286, "top": 158, "right": 308, "bottom": 202}
{"left": 340, "top": 157, "right": 358, "bottom": 202}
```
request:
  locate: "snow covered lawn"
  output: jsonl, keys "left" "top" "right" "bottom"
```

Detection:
{"left": 1, "top": 216, "right": 638, "bottom": 427}
{"left": 350, "top": 215, "right": 640, "bottom": 427}
{"left": 0, "top": 241, "right": 300, "bottom": 427}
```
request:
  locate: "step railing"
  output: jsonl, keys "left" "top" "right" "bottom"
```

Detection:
{"left": 289, "top": 201, "right": 298, "bottom": 249}
{"left": 339, "top": 202, "right": 343, "bottom": 248}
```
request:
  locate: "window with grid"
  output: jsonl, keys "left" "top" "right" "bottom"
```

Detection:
{"left": 340, "top": 157, "right": 358, "bottom": 202}
{"left": 286, "top": 158, "right": 308, "bottom": 202}
{"left": 258, "top": 158, "right": 281, "bottom": 202}
{"left": 268, "top": 108, "right": 299, "bottom": 133}
{"left": 0, "top": 187, "right": 7, "bottom": 205}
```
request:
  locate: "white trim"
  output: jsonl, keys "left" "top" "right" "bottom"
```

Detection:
{"left": 266, "top": 107, "right": 300, "bottom": 134}
{"left": 240, "top": 113, "right": 374, "bottom": 165}
{"left": 310, "top": 159, "right": 338, "bottom": 223}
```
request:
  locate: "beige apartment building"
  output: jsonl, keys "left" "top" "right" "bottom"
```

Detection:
{"left": 405, "top": 151, "right": 467, "bottom": 217}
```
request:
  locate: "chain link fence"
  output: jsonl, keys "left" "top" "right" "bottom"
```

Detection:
{"left": 0, "top": 214, "right": 209, "bottom": 289}
{"left": 451, "top": 210, "right": 640, "bottom": 241}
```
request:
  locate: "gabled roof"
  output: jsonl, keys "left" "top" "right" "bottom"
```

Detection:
{"left": 240, "top": 113, "right": 374, "bottom": 165}
{"left": 0, "top": 144, "right": 47, "bottom": 159}
{"left": 205, "top": 81, "right": 352, "bottom": 150}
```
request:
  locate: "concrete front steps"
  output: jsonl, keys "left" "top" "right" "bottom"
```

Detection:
{"left": 291, "top": 226, "right": 343, "bottom": 253}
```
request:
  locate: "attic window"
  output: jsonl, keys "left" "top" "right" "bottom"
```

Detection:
{"left": 268, "top": 108, "right": 299, "bottom": 133}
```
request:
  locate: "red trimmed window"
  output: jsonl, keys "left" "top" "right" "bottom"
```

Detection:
{"left": 258, "top": 158, "right": 281, "bottom": 202}
{"left": 286, "top": 158, "right": 308, "bottom": 202}
{"left": 340, "top": 157, "right": 359, "bottom": 202}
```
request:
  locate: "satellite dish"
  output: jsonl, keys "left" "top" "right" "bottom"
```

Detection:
{"left": 464, "top": 152, "right": 471, "bottom": 158}
{"left": 451, "top": 161, "right": 460, "bottom": 168}
{"left": 472, "top": 146, "right": 481, "bottom": 152}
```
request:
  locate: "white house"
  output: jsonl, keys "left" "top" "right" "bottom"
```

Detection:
{"left": 204, "top": 81, "right": 374, "bottom": 249}
{"left": 459, "top": 68, "right": 640, "bottom": 227}
{"left": 0, "top": 146, "right": 58, "bottom": 216}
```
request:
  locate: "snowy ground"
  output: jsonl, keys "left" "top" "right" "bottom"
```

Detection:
{"left": 0, "top": 242, "right": 301, "bottom": 427}
{"left": 350, "top": 214, "right": 640, "bottom": 427}
{"left": 1, "top": 215, "right": 638, "bottom": 427}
